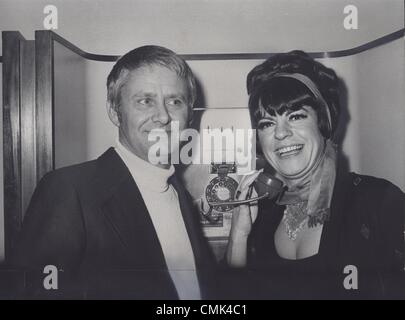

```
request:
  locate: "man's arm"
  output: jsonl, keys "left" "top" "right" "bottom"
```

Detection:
{"left": 9, "top": 171, "right": 86, "bottom": 298}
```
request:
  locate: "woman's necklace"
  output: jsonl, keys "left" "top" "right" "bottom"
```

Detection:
{"left": 282, "top": 201, "right": 309, "bottom": 241}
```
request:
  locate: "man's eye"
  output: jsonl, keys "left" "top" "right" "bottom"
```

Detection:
{"left": 167, "top": 99, "right": 185, "bottom": 106}
{"left": 289, "top": 113, "right": 307, "bottom": 121}
{"left": 138, "top": 98, "right": 153, "bottom": 105}
{"left": 258, "top": 121, "right": 275, "bottom": 130}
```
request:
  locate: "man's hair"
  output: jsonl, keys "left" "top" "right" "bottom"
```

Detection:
{"left": 107, "top": 45, "right": 197, "bottom": 112}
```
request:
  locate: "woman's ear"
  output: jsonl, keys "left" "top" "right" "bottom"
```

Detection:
{"left": 107, "top": 101, "right": 121, "bottom": 127}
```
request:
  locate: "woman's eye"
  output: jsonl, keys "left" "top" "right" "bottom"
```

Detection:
{"left": 289, "top": 113, "right": 307, "bottom": 121}
{"left": 258, "top": 121, "right": 275, "bottom": 130}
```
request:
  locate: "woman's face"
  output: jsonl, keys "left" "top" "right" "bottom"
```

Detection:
{"left": 257, "top": 105, "right": 324, "bottom": 179}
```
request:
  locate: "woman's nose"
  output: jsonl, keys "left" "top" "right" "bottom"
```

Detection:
{"left": 274, "top": 121, "right": 293, "bottom": 140}
{"left": 152, "top": 103, "right": 171, "bottom": 125}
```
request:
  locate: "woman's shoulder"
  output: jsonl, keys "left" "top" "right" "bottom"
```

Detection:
{"left": 346, "top": 173, "right": 404, "bottom": 277}
{"left": 343, "top": 172, "right": 404, "bottom": 234}
{"left": 345, "top": 172, "right": 404, "bottom": 199}
{"left": 336, "top": 171, "right": 404, "bottom": 228}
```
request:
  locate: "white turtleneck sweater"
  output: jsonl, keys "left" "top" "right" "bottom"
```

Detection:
{"left": 115, "top": 141, "right": 201, "bottom": 300}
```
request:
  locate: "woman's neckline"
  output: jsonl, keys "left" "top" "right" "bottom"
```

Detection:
{"left": 276, "top": 252, "right": 320, "bottom": 262}
{"left": 272, "top": 206, "right": 326, "bottom": 262}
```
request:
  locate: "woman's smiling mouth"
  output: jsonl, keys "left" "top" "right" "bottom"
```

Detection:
{"left": 275, "top": 144, "right": 304, "bottom": 158}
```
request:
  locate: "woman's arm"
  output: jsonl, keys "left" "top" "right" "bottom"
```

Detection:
{"left": 226, "top": 225, "right": 250, "bottom": 267}
{"left": 226, "top": 171, "right": 261, "bottom": 267}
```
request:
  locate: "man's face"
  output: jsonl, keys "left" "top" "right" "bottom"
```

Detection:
{"left": 108, "top": 64, "right": 191, "bottom": 168}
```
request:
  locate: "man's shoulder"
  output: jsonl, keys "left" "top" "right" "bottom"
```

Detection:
{"left": 38, "top": 148, "right": 121, "bottom": 189}
{"left": 41, "top": 158, "right": 98, "bottom": 186}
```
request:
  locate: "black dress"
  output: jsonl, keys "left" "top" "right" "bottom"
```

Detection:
{"left": 246, "top": 170, "right": 405, "bottom": 299}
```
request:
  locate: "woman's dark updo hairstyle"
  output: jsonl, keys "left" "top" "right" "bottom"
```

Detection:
{"left": 247, "top": 50, "right": 340, "bottom": 140}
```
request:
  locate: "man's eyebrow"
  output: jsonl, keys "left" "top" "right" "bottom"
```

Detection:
{"left": 131, "top": 92, "right": 157, "bottom": 99}
{"left": 166, "top": 93, "right": 187, "bottom": 100}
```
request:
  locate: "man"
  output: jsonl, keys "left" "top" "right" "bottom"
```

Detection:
{"left": 11, "top": 46, "right": 215, "bottom": 299}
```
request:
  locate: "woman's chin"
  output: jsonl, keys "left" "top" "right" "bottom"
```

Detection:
{"left": 276, "top": 162, "right": 312, "bottom": 179}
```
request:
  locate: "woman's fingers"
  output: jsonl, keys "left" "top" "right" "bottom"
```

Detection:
{"left": 232, "top": 170, "right": 263, "bottom": 238}
{"left": 236, "top": 170, "right": 263, "bottom": 200}
{"left": 236, "top": 171, "right": 260, "bottom": 194}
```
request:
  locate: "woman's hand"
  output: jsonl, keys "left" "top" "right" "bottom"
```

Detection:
{"left": 230, "top": 170, "right": 262, "bottom": 237}
{"left": 227, "top": 170, "right": 262, "bottom": 267}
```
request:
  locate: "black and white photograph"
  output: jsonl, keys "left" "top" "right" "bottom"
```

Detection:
{"left": 0, "top": 0, "right": 404, "bottom": 303}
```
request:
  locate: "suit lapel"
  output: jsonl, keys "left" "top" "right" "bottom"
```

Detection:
{"left": 94, "top": 148, "right": 168, "bottom": 269}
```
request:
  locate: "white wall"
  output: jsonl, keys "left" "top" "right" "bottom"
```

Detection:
{"left": 355, "top": 39, "right": 405, "bottom": 190}
{"left": 0, "top": 0, "right": 403, "bottom": 55}
{"left": 54, "top": 41, "right": 89, "bottom": 168}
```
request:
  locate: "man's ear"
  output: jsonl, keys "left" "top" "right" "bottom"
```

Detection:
{"left": 188, "top": 106, "right": 194, "bottom": 127}
{"left": 107, "top": 101, "right": 120, "bottom": 127}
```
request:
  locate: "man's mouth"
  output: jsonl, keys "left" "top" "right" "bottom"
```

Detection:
{"left": 147, "top": 128, "right": 171, "bottom": 134}
{"left": 275, "top": 144, "right": 304, "bottom": 157}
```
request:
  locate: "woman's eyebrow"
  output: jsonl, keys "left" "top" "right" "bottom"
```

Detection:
{"left": 258, "top": 116, "right": 274, "bottom": 121}
{"left": 285, "top": 107, "right": 308, "bottom": 115}
{"left": 300, "top": 106, "right": 309, "bottom": 112}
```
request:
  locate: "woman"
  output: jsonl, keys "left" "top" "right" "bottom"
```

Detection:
{"left": 227, "top": 51, "right": 404, "bottom": 299}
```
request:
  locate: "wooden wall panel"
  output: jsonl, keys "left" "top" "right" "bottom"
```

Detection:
{"left": 35, "top": 31, "right": 54, "bottom": 183}
{"left": 2, "top": 32, "right": 24, "bottom": 259}
{"left": 20, "top": 41, "right": 36, "bottom": 217}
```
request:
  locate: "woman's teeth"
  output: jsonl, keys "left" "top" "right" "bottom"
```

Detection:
{"left": 277, "top": 144, "right": 303, "bottom": 157}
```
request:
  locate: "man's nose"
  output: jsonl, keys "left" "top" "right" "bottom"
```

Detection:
{"left": 274, "top": 121, "right": 293, "bottom": 140}
{"left": 152, "top": 103, "right": 171, "bottom": 125}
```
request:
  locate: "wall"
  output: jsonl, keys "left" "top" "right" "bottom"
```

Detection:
{"left": 356, "top": 39, "right": 405, "bottom": 190}
{"left": 0, "top": 0, "right": 403, "bottom": 55}
{"left": 54, "top": 41, "right": 88, "bottom": 168}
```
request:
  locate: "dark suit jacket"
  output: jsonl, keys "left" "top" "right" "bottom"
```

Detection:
{"left": 10, "top": 148, "right": 216, "bottom": 299}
